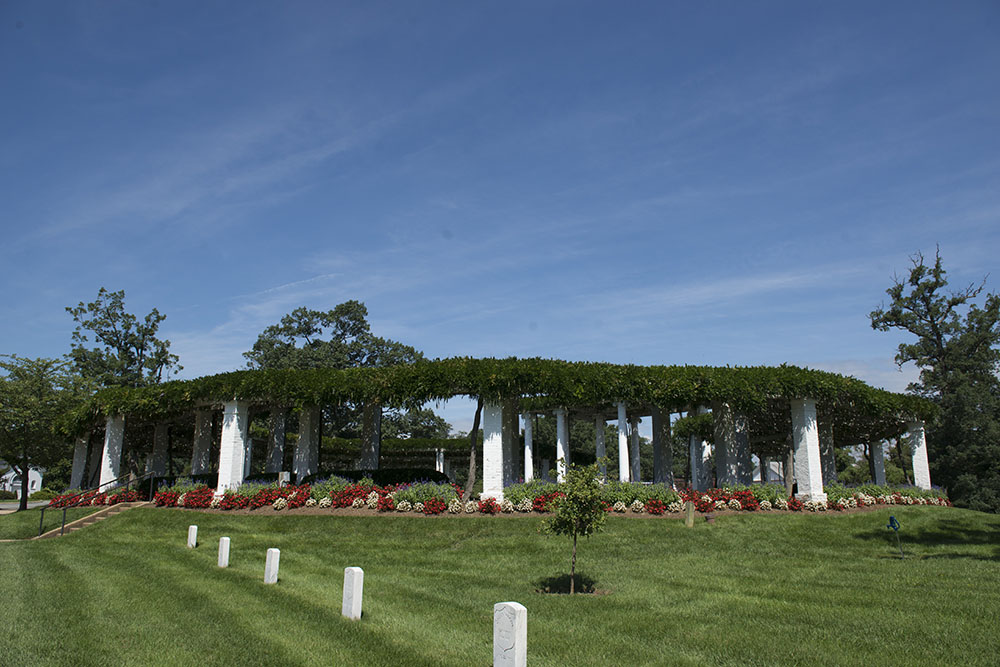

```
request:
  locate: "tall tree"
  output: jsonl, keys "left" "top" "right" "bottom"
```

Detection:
{"left": 0, "top": 357, "right": 83, "bottom": 511}
{"left": 870, "top": 250, "right": 1000, "bottom": 512}
{"left": 244, "top": 301, "right": 422, "bottom": 370}
{"left": 66, "top": 287, "right": 180, "bottom": 388}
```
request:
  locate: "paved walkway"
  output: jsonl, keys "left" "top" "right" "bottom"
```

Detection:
{"left": 0, "top": 501, "right": 48, "bottom": 515}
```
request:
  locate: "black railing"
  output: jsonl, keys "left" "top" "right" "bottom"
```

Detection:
{"left": 38, "top": 471, "right": 156, "bottom": 537}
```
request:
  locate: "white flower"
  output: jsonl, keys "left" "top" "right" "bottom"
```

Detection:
{"left": 352, "top": 498, "right": 366, "bottom": 509}
{"left": 727, "top": 498, "right": 742, "bottom": 511}
{"left": 272, "top": 497, "right": 288, "bottom": 511}
{"left": 177, "top": 493, "right": 187, "bottom": 506}
{"left": 414, "top": 502, "right": 424, "bottom": 513}
{"left": 209, "top": 496, "right": 222, "bottom": 509}
{"left": 464, "top": 500, "right": 477, "bottom": 514}
{"left": 305, "top": 498, "right": 318, "bottom": 507}
{"left": 448, "top": 498, "right": 463, "bottom": 514}
{"left": 803, "top": 500, "right": 826, "bottom": 512}
{"left": 630, "top": 499, "right": 645, "bottom": 513}
{"left": 667, "top": 501, "right": 683, "bottom": 513}
{"left": 319, "top": 496, "right": 333, "bottom": 509}
{"left": 366, "top": 492, "right": 379, "bottom": 510}
{"left": 613, "top": 501, "right": 627, "bottom": 513}
{"left": 774, "top": 498, "right": 789, "bottom": 511}
{"left": 714, "top": 500, "right": 727, "bottom": 510}
{"left": 516, "top": 497, "right": 533, "bottom": 512}
{"left": 396, "top": 500, "right": 412, "bottom": 512}
{"left": 501, "top": 499, "right": 515, "bottom": 513}
{"left": 700, "top": 495, "right": 712, "bottom": 503}
{"left": 759, "top": 500, "right": 772, "bottom": 511}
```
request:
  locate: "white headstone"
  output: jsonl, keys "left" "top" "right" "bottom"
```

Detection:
{"left": 218, "top": 537, "right": 230, "bottom": 568}
{"left": 187, "top": 525, "right": 198, "bottom": 549}
{"left": 264, "top": 548, "right": 280, "bottom": 584}
{"left": 493, "top": 601, "right": 527, "bottom": 667}
{"left": 342, "top": 566, "right": 364, "bottom": 620}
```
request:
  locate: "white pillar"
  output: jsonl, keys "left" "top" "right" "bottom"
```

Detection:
{"left": 651, "top": 408, "right": 671, "bottom": 485}
{"left": 594, "top": 416, "right": 606, "bottom": 479}
{"left": 435, "top": 449, "right": 445, "bottom": 473}
{"left": 522, "top": 413, "right": 534, "bottom": 483}
{"left": 216, "top": 401, "right": 250, "bottom": 495}
{"left": 147, "top": 423, "right": 169, "bottom": 477}
{"left": 790, "top": 398, "right": 827, "bottom": 503}
{"left": 819, "top": 418, "right": 837, "bottom": 485}
{"left": 482, "top": 402, "right": 504, "bottom": 500}
{"left": 629, "top": 416, "right": 640, "bottom": 482}
{"left": 293, "top": 406, "right": 320, "bottom": 482}
{"left": 359, "top": 402, "right": 381, "bottom": 470}
{"left": 734, "top": 412, "right": 752, "bottom": 484}
{"left": 554, "top": 408, "right": 569, "bottom": 483}
{"left": 493, "top": 601, "right": 527, "bottom": 667}
{"left": 502, "top": 402, "right": 519, "bottom": 486}
{"left": 713, "top": 402, "right": 737, "bottom": 487}
{"left": 616, "top": 402, "right": 629, "bottom": 483}
{"left": 191, "top": 410, "right": 213, "bottom": 475}
{"left": 689, "top": 405, "right": 711, "bottom": 491}
{"left": 70, "top": 436, "right": 88, "bottom": 489}
{"left": 871, "top": 441, "right": 887, "bottom": 486}
{"left": 909, "top": 422, "right": 931, "bottom": 490}
{"left": 99, "top": 415, "right": 125, "bottom": 488}
{"left": 265, "top": 408, "right": 286, "bottom": 473}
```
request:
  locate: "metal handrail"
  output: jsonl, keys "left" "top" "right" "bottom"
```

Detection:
{"left": 38, "top": 471, "right": 157, "bottom": 537}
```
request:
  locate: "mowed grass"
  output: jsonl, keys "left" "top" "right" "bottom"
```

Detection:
{"left": 1, "top": 507, "right": 998, "bottom": 666}
{"left": 0, "top": 507, "right": 99, "bottom": 540}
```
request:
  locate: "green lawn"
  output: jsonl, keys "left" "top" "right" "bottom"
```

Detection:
{"left": 0, "top": 507, "right": 99, "bottom": 540}
{"left": 1, "top": 507, "right": 997, "bottom": 666}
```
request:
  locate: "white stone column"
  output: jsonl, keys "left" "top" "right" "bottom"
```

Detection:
{"left": 503, "top": 401, "right": 520, "bottom": 485}
{"left": 148, "top": 424, "right": 169, "bottom": 477}
{"left": 359, "top": 402, "right": 381, "bottom": 470}
{"left": 651, "top": 407, "right": 671, "bottom": 485}
{"left": 554, "top": 408, "right": 569, "bottom": 483}
{"left": 294, "top": 406, "right": 321, "bottom": 482}
{"left": 689, "top": 405, "right": 711, "bottom": 491}
{"left": 909, "top": 422, "right": 931, "bottom": 490}
{"left": 734, "top": 412, "right": 752, "bottom": 485}
{"left": 819, "top": 418, "right": 837, "bottom": 485}
{"left": 713, "top": 402, "right": 737, "bottom": 487}
{"left": 265, "top": 408, "right": 287, "bottom": 473}
{"left": 191, "top": 410, "right": 213, "bottom": 475}
{"left": 522, "top": 413, "right": 534, "bottom": 483}
{"left": 790, "top": 398, "right": 827, "bottom": 503}
{"left": 69, "top": 436, "right": 88, "bottom": 489}
{"left": 629, "top": 416, "right": 640, "bottom": 482}
{"left": 482, "top": 402, "right": 504, "bottom": 500}
{"left": 216, "top": 401, "right": 250, "bottom": 495}
{"left": 871, "top": 441, "right": 887, "bottom": 486}
{"left": 99, "top": 415, "right": 125, "bottom": 488}
{"left": 616, "top": 402, "right": 629, "bottom": 483}
{"left": 435, "top": 449, "right": 445, "bottom": 473}
{"left": 594, "top": 416, "right": 606, "bottom": 479}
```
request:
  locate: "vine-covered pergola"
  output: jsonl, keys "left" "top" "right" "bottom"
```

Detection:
{"left": 67, "top": 358, "right": 936, "bottom": 503}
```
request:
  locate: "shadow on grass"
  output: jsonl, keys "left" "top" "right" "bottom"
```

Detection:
{"left": 855, "top": 517, "right": 1000, "bottom": 561}
{"left": 534, "top": 573, "right": 610, "bottom": 595}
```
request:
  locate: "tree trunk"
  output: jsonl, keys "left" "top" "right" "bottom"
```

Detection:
{"left": 571, "top": 532, "right": 577, "bottom": 595}
{"left": 15, "top": 458, "right": 29, "bottom": 512}
{"left": 784, "top": 446, "right": 795, "bottom": 498}
{"left": 865, "top": 443, "right": 876, "bottom": 483}
{"left": 461, "top": 399, "right": 483, "bottom": 503}
{"left": 893, "top": 438, "right": 912, "bottom": 485}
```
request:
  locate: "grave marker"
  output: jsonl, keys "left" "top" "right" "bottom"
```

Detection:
{"left": 684, "top": 501, "right": 695, "bottom": 528}
{"left": 187, "top": 525, "right": 198, "bottom": 548}
{"left": 264, "top": 548, "right": 280, "bottom": 584}
{"left": 218, "top": 537, "right": 230, "bottom": 568}
{"left": 342, "top": 567, "right": 364, "bottom": 620}
{"left": 493, "top": 601, "right": 527, "bottom": 667}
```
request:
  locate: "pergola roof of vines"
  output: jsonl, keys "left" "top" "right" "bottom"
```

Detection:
{"left": 74, "top": 357, "right": 934, "bottom": 447}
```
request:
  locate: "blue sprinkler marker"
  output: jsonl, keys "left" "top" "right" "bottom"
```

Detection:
{"left": 886, "top": 515, "right": 904, "bottom": 559}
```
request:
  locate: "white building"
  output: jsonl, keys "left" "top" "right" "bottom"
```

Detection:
{"left": 0, "top": 464, "right": 44, "bottom": 499}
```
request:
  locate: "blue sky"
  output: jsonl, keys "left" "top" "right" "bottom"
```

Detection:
{"left": 3, "top": 1, "right": 999, "bottom": 432}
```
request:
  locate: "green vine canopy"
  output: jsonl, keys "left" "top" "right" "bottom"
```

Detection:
{"left": 73, "top": 357, "right": 934, "bottom": 446}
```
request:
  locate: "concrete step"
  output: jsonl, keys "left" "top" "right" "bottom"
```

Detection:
{"left": 35, "top": 501, "right": 152, "bottom": 540}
